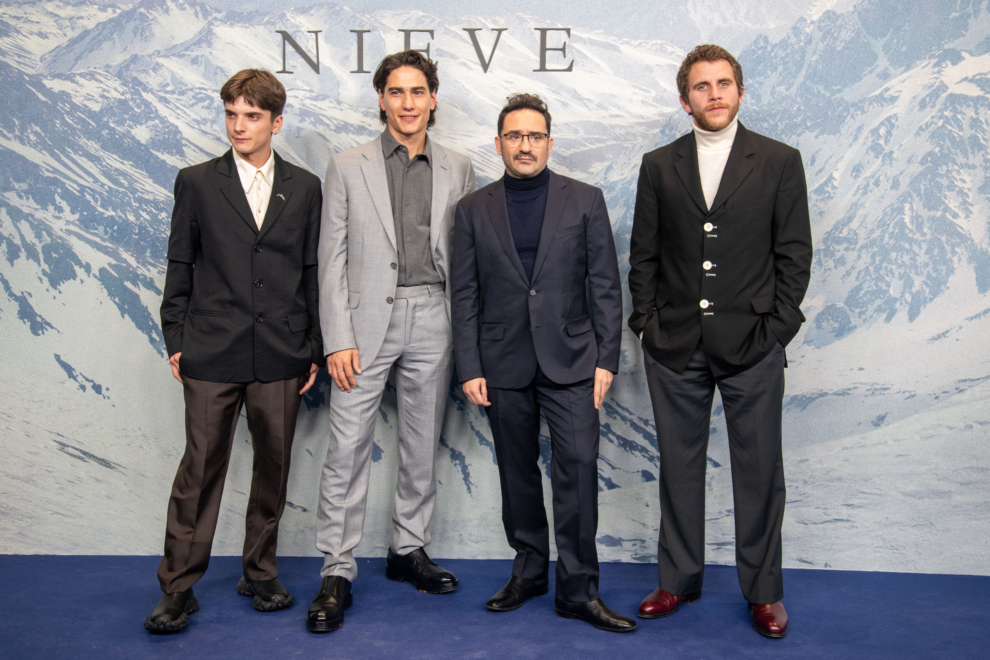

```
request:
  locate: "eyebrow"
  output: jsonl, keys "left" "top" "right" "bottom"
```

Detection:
{"left": 387, "top": 85, "right": 428, "bottom": 93}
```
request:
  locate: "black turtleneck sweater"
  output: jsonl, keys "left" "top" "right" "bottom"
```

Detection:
{"left": 504, "top": 167, "right": 551, "bottom": 282}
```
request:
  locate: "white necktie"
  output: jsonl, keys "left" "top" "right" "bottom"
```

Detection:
{"left": 249, "top": 170, "right": 264, "bottom": 229}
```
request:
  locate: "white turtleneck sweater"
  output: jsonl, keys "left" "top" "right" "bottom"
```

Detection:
{"left": 694, "top": 117, "right": 738, "bottom": 210}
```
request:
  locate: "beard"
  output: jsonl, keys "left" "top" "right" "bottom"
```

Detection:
{"left": 693, "top": 102, "right": 740, "bottom": 132}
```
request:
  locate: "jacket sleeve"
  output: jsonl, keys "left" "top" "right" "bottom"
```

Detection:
{"left": 450, "top": 197, "right": 484, "bottom": 383}
{"left": 768, "top": 149, "right": 813, "bottom": 347}
{"left": 586, "top": 188, "right": 623, "bottom": 373}
{"left": 627, "top": 155, "right": 662, "bottom": 337}
{"left": 159, "top": 170, "right": 199, "bottom": 357}
{"left": 317, "top": 156, "right": 357, "bottom": 356}
{"left": 303, "top": 180, "right": 324, "bottom": 364}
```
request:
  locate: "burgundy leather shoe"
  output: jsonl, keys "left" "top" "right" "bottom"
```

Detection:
{"left": 749, "top": 601, "right": 788, "bottom": 638}
{"left": 638, "top": 588, "right": 701, "bottom": 619}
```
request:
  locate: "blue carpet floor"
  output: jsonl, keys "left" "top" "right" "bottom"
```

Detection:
{"left": 2, "top": 555, "right": 988, "bottom": 659}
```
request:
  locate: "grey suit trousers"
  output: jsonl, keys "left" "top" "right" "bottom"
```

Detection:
{"left": 316, "top": 283, "right": 452, "bottom": 581}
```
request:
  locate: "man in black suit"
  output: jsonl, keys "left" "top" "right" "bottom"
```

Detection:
{"left": 145, "top": 69, "right": 323, "bottom": 634}
{"left": 628, "top": 45, "right": 813, "bottom": 639}
{"left": 451, "top": 94, "right": 634, "bottom": 633}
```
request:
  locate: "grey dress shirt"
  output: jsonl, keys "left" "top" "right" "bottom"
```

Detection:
{"left": 381, "top": 128, "right": 440, "bottom": 286}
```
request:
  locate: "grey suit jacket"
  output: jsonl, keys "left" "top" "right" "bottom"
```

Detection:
{"left": 318, "top": 133, "right": 476, "bottom": 362}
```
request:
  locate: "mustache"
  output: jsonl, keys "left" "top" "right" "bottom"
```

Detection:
{"left": 705, "top": 103, "right": 730, "bottom": 112}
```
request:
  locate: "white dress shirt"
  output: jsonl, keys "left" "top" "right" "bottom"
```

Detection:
{"left": 233, "top": 149, "right": 275, "bottom": 229}
{"left": 694, "top": 117, "right": 738, "bottom": 210}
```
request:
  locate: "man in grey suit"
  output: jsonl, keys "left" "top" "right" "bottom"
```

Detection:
{"left": 307, "top": 50, "right": 476, "bottom": 634}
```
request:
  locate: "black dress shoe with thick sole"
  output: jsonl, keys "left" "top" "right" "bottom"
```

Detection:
{"left": 385, "top": 548, "right": 458, "bottom": 594}
{"left": 236, "top": 576, "right": 294, "bottom": 612}
{"left": 307, "top": 576, "right": 352, "bottom": 633}
{"left": 486, "top": 576, "right": 549, "bottom": 612}
{"left": 144, "top": 589, "right": 199, "bottom": 634}
{"left": 555, "top": 597, "right": 638, "bottom": 633}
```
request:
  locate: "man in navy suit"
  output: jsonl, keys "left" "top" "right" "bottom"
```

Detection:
{"left": 451, "top": 94, "right": 633, "bottom": 633}
{"left": 146, "top": 69, "right": 322, "bottom": 634}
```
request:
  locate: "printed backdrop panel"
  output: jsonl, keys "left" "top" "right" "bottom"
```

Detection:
{"left": 1, "top": 0, "right": 988, "bottom": 575}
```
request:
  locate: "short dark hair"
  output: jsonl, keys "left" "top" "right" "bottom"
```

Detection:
{"left": 497, "top": 93, "right": 552, "bottom": 135}
{"left": 372, "top": 50, "right": 440, "bottom": 127}
{"left": 220, "top": 69, "right": 286, "bottom": 117}
{"left": 676, "top": 44, "right": 744, "bottom": 101}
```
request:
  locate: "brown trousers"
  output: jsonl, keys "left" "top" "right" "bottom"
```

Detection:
{"left": 157, "top": 374, "right": 306, "bottom": 594}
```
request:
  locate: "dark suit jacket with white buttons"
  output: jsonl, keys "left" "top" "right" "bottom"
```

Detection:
{"left": 628, "top": 122, "right": 813, "bottom": 377}
{"left": 451, "top": 171, "right": 622, "bottom": 389}
{"left": 160, "top": 149, "right": 323, "bottom": 383}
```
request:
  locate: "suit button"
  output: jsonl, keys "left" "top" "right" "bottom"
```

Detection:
{"left": 254, "top": 244, "right": 262, "bottom": 253}
{"left": 700, "top": 299, "right": 710, "bottom": 309}
{"left": 704, "top": 222, "right": 714, "bottom": 232}
{"left": 254, "top": 279, "right": 263, "bottom": 288}
{"left": 387, "top": 297, "right": 393, "bottom": 304}
{"left": 703, "top": 261, "right": 712, "bottom": 270}
{"left": 256, "top": 313, "right": 265, "bottom": 323}
{"left": 391, "top": 263, "right": 397, "bottom": 269}
{"left": 529, "top": 290, "right": 536, "bottom": 296}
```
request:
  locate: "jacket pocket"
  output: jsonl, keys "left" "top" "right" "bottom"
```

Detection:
{"left": 565, "top": 314, "right": 593, "bottom": 336}
{"left": 190, "top": 309, "right": 229, "bottom": 317}
{"left": 287, "top": 311, "right": 310, "bottom": 333}
{"left": 348, "top": 292, "right": 361, "bottom": 309}
{"left": 555, "top": 223, "right": 584, "bottom": 238}
{"left": 481, "top": 323, "right": 504, "bottom": 340}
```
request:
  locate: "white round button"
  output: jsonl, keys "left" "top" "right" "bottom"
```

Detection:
{"left": 703, "top": 261, "right": 712, "bottom": 270}
{"left": 700, "top": 299, "right": 709, "bottom": 309}
{"left": 704, "top": 222, "right": 714, "bottom": 232}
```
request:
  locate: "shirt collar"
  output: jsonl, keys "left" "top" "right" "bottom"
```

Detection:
{"left": 693, "top": 117, "right": 738, "bottom": 152}
{"left": 233, "top": 148, "right": 275, "bottom": 190}
{"left": 381, "top": 128, "right": 431, "bottom": 164}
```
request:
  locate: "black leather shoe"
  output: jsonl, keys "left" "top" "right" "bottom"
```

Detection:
{"left": 144, "top": 589, "right": 199, "bottom": 634}
{"left": 486, "top": 576, "right": 549, "bottom": 612}
{"left": 555, "top": 597, "right": 638, "bottom": 633}
{"left": 236, "top": 576, "right": 294, "bottom": 612}
{"left": 385, "top": 548, "right": 458, "bottom": 594}
{"left": 307, "top": 576, "right": 352, "bottom": 633}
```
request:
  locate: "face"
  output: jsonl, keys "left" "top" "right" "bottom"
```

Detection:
{"left": 495, "top": 109, "right": 554, "bottom": 179}
{"left": 225, "top": 96, "right": 281, "bottom": 165}
{"left": 378, "top": 66, "right": 436, "bottom": 141}
{"left": 679, "top": 59, "right": 743, "bottom": 132}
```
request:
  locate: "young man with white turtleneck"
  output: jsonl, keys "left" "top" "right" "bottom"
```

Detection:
{"left": 627, "top": 45, "right": 813, "bottom": 639}
{"left": 451, "top": 94, "right": 632, "bottom": 632}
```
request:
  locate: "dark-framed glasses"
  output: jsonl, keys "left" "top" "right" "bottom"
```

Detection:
{"left": 500, "top": 132, "right": 548, "bottom": 147}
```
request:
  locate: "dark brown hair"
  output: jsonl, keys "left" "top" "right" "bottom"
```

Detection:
{"left": 220, "top": 69, "right": 286, "bottom": 117}
{"left": 676, "top": 44, "right": 744, "bottom": 101}
{"left": 372, "top": 50, "right": 440, "bottom": 127}
{"left": 497, "top": 93, "right": 552, "bottom": 135}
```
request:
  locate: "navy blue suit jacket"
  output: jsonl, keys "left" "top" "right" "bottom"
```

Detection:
{"left": 452, "top": 171, "right": 622, "bottom": 390}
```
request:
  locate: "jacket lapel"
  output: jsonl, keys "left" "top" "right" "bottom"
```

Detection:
{"left": 360, "top": 135, "right": 397, "bottom": 252}
{"left": 485, "top": 178, "right": 529, "bottom": 285}
{"left": 217, "top": 150, "right": 259, "bottom": 234}
{"left": 529, "top": 171, "right": 568, "bottom": 284}
{"left": 430, "top": 142, "right": 450, "bottom": 258}
{"left": 673, "top": 133, "right": 708, "bottom": 214}
{"left": 707, "top": 122, "right": 755, "bottom": 214}
{"left": 257, "top": 150, "right": 292, "bottom": 241}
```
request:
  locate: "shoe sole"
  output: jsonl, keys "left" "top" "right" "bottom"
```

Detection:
{"left": 752, "top": 623, "right": 787, "bottom": 639}
{"left": 554, "top": 608, "right": 637, "bottom": 633}
{"left": 637, "top": 591, "right": 702, "bottom": 619}
{"left": 486, "top": 584, "right": 550, "bottom": 612}
{"left": 385, "top": 566, "right": 458, "bottom": 594}
{"left": 144, "top": 594, "right": 200, "bottom": 634}
{"left": 306, "top": 592, "right": 353, "bottom": 633}
{"left": 236, "top": 579, "right": 294, "bottom": 612}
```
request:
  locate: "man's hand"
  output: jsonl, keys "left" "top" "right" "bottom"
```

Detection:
{"left": 462, "top": 377, "right": 490, "bottom": 407}
{"left": 593, "top": 367, "right": 613, "bottom": 410}
{"left": 327, "top": 349, "right": 361, "bottom": 392}
{"left": 299, "top": 362, "right": 319, "bottom": 395}
{"left": 169, "top": 352, "right": 182, "bottom": 384}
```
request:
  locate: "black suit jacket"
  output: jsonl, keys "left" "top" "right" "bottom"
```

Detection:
{"left": 628, "top": 122, "right": 813, "bottom": 376}
{"left": 452, "top": 171, "right": 622, "bottom": 390}
{"left": 160, "top": 149, "right": 323, "bottom": 383}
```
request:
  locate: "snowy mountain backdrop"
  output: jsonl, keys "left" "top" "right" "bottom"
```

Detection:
{"left": 1, "top": 0, "right": 988, "bottom": 575}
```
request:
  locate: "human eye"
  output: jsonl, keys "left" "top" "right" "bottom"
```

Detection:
{"left": 530, "top": 133, "right": 545, "bottom": 145}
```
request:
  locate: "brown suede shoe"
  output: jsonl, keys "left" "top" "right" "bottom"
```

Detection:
{"left": 638, "top": 588, "right": 701, "bottom": 619}
{"left": 749, "top": 600, "right": 788, "bottom": 638}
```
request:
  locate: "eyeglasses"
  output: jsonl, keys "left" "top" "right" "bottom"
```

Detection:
{"left": 499, "top": 132, "right": 549, "bottom": 147}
